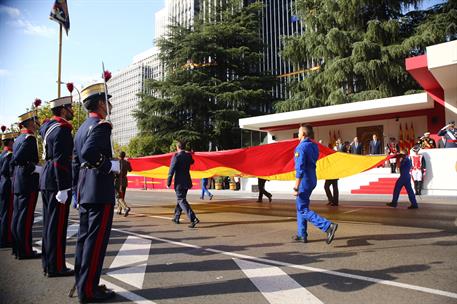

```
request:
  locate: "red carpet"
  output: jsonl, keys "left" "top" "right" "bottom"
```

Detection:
{"left": 351, "top": 177, "right": 407, "bottom": 194}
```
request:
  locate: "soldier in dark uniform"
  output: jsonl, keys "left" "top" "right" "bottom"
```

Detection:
{"left": 437, "top": 121, "right": 457, "bottom": 148}
{"left": 167, "top": 140, "right": 199, "bottom": 228}
{"left": 73, "top": 83, "right": 119, "bottom": 302}
{"left": 39, "top": 96, "right": 74, "bottom": 277}
{"left": 0, "top": 131, "right": 18, "bottom": 248}
{"left": 11, "top": 110, "right": 42, "bottom": 259}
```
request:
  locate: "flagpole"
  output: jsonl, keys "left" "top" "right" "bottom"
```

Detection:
{"left": 57, "top": 24, "right": 62, "bottom": 97}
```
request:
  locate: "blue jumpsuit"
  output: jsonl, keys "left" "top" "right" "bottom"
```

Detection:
{"left": 390, "top": 156, "right": 418, "bottom": 207}
{"left": 294, "top": 138, "right": 331, "bottom": 238}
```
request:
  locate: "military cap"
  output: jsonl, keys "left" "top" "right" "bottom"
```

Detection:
{"left": 424, "top": 132, "right": 430, "bottom": 136}
{"left": 81, "top": 83, "right": 112, "bottom": 109}
{"left": 1, "top": 132, "right": 19, "bottom": 141}
{"left": 18, "top": 110, "right": 38, "bottom": 123}
{"left": 50, "top": 96, "right": 72, "bottom": 109}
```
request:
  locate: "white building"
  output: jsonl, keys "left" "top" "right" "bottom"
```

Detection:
{"left": 238, "top": 40, "right": 457, "bottom": 196}
{"left": 109, "top": 48, "right": 160, "bottom": 146}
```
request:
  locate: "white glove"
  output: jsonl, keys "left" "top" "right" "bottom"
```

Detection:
{"left": 110, "top": 160, "right": 120, "bottom": 174}
{"left": 56, "top": 190, "right": 69, "bottom": 204}
{"left": 33, "top": 165, "right": 43, "bottom": 175}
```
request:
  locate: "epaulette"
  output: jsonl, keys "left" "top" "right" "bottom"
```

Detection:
{"left": 98, "top": 119, "right": 113, "bottom": 128}
{"left": 25, "top": 134, "right": 35, "bottom": 139}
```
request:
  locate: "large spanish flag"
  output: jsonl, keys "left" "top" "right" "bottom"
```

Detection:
{"left": 129, "top": 139, "right": 388, "bottom": 181}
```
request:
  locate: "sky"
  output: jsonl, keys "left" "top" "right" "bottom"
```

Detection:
{"left": 0, "top": 0, "right": 447, "bottom": 128}
{"left": 0, "top": 0, "right": 165, "bottom": 127}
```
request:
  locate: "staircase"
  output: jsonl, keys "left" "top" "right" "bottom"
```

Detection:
{"left": 351, "top": 177, "right": 407, "bottom": 194}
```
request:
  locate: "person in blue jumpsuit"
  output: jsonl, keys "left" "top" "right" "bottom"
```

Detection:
{"left": 72, "top": 83, "right": 119, "bottom": 302}
{"left": 386, "top": 149, "right": 419, "bottom": 209}
{"left": 39, "top": 96, "right": 74, "bottom": 277}
{"left": 11, "top": 110, "right": 42, "bottom": 259}
{"left": 0, "top": 132, "right": 17, "bottom": 248}
{"left": 293, "top": 124, "right": 338, "bottom": 244}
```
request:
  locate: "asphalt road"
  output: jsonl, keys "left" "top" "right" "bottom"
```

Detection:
{"left": 0, "top": 190, "right": 456, "bottom": 304}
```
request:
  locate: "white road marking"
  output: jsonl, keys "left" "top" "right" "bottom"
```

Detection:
{"left": 66, "top": 223, "right": 79, "bottom": 239}
{"left": 34, "top": 216, "right": 43, "bottom": 223}
{"left": 100, "top": 278, "right": 157, "bottom": 304}
{"left": 342, "top": 208, "right": 362, "bottom": 214}
{"left": 234, "top": 258, "right": 324, "bottom": 304}
{"left": 30, "top": 247, "right": 157, "bottom": 304}
{"left": 107, "top": 226, "right": 457, "bottom": 299}
{"left": 107, "top": 236, "right": 152, "bottom": 289}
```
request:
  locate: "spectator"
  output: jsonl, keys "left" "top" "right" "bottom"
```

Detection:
{"left": 350, "top": 137, "right": 362, "bottom": 155}
{"left": 369, "top": 134, "right": 382, "bottom": 155}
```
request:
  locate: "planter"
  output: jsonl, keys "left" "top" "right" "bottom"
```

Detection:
{"left": 229, "top": 182, "right": 236, "bottom": 190}
{"left": 215, "top": 182, "right": 222, "bottom": 190}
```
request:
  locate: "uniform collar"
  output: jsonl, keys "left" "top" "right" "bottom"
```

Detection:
{"left": 20, "top": 128, "right": 34, "bottom": 135}
{"left": 89, "top": 112, "right": 103, "bottom": 119}
{"left": 52, "top": 116, "right": 73, "bottom": 130}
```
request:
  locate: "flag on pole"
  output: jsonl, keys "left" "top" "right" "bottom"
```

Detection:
{"left": 399, "top": 123, "right": 404, "bottom": 150}
{"left": 50, "top": 0, "right": 70, "bottom": 35}
{"left": 410, "top": 123, "right": 415, "bottom": 147}
{"left": 405, "top": 123, "right": 410, "bottom": 150}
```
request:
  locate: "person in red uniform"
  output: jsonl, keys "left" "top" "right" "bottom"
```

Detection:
{"left": 410, "top": 145, "right": 426, "bottom": 195}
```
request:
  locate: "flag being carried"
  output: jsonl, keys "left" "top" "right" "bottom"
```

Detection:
{"left": 50, "top": 0, "right": 70, "bottom": 35}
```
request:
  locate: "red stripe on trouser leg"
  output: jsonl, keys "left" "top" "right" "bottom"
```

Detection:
{"left": 7, "top": 191, "right": 14, "bottom": 242}
{"left": 84, "top": 204, "right": 111, "bottom": 299}
{"left": 24, "top": 192, "right": 37, "bottom": 256}
{"left": 56, "top": 203, "right": 66, "bottom": 272}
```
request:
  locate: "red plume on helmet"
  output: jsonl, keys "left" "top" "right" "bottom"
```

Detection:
{"left": 34, "top": 98, "right": 42, "bottom": 108}
{"left": 66, "top": 82, "right": 74, "bottom": 93}
{"left": 103, "top": 70, "right": 112, "bottom": 82}
{"left": 1, "top": 125, "right": 6, "bottom": 133}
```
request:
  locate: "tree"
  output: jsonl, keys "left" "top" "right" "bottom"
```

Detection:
{"left": 135, "top": 0, "right": 275, "bottom": 153}
{"left": 276, "top": 0, "right": 457, "bottom": 112}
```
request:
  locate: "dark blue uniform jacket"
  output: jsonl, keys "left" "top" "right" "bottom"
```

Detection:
{"left": 12, "top": 130, "right": 39, "bottom": 194}
{"left": 39, "top": 117, "right": 73, "bottom": 191}
{"left": 72, "top": 114, "right": 115, "bottom": 205}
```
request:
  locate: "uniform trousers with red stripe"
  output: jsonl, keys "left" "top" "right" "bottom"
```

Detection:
{"left": 75, "top": 203, "right": 113, "bottom": 299}
{"left": 12, "top": 192, "right": 38, "bottom": 258}
{"left": 0, "top": 188, "right": 14, "bottom": 247}
{"left": 41, "top": 191, "right": 70, "bottom": 273}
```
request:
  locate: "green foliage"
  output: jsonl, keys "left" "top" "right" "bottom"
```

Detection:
{"left": 135, "top": 0, "right": 275, "bottom": 152}
{"left": 277, "top": 0, "right": 456, "bottom": 112}
{"left": 127, "top": 134, "right": 170, "bottom": 157}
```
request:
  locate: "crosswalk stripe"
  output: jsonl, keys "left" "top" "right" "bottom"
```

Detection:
{"left": 34, "top": 216, "right": 43, "bottom": 223}
{"left": 234, "top": 258, "right": 324, "bottom": 304}
{"left": 107, "top": 236, "right": 152, "bottom": 289}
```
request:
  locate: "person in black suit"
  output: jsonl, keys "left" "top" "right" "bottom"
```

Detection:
{"left": 369, "top": 134, "right": 381, "bottom": 155}
{"left": 167, "top": 141, "right": 199, "bottom": 228}
{"left": 350, "top": 137, "right": 362, "bottom": 155}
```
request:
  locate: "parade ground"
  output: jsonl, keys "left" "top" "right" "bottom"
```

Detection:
{"left": 0, "top": 190, "right": 456, "bottom": 304}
